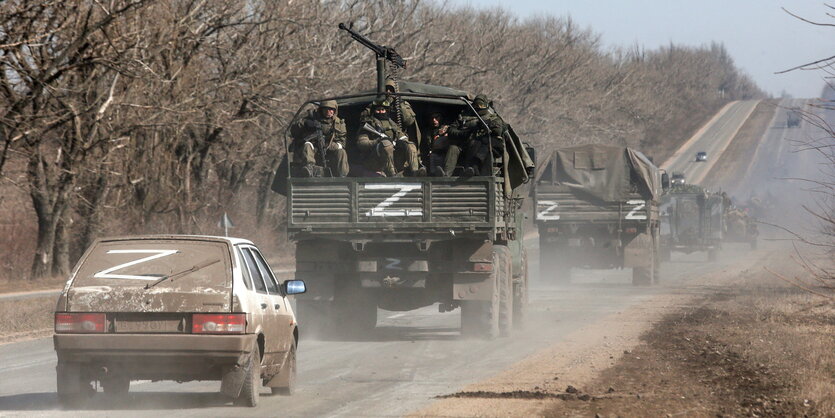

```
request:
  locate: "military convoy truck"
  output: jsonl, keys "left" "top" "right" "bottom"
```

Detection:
{"left": 659, "top": 185, "right": 724, "bottom": 262}
{"left": 724, "top": 206, "right": 759, "bottom": 249}
{"left": 273, "top": 26, "right": 535, "bottom": 339}
{"left": 535, "top": 145, "right": 669, "bottom": 285}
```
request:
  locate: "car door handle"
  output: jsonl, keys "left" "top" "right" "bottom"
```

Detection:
{"left": 260, "top": 303, "right": 268, "bottom": 309}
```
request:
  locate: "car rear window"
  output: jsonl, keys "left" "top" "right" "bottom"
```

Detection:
{"left": 71, "top": 240, "right": 232, "bottom": 289}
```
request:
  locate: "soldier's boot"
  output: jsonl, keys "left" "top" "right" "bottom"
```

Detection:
{"left": 397, "top": 142, "right": 425, "bottom": 176}
{"left": 327, "top": 148, "right": 350, "bottom": 177}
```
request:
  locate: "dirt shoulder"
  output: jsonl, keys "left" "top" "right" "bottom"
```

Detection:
{"left": 704, "top": 99, "right": 777, "bottom": 190}
{"left": 413, "top": 249, "right": 834, "bottom": 417}
{"left": 0, "top": 295, "right": 55, "bottom": 345}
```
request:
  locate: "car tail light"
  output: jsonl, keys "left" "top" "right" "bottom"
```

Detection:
{"left": 473, "top": 262, "right": 493, "bottom": 272}
{"left": 55, "top": 313, "right": 106, "bottom": 333}
{"left": 625, "top": 227, "right": 638, "bottom": 234}
{"left": 192, "top": 313, "right": 246, "bottom": 334}
{"left": 546, "top": 227, "right": 558, "bottom": 233}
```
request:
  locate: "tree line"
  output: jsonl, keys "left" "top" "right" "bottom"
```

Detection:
{"left": 0, "top": 0, "right": 764, "bottom": 279}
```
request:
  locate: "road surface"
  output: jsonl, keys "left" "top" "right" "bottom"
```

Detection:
{"left": 662, "top": 100, "right": 760, "bottom": 184}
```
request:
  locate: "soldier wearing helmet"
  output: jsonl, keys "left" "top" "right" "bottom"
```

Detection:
{"left": 359, "top": 79, "right": 424, "bottom": 176}
{"left": 448, "top": 94, "right": 507, "bottom": 176}
{"left": 356, "top": 97, "right": 425, "bottom": 177}
{"left": 289, "top": 99, "right": 349, "bottom": 177}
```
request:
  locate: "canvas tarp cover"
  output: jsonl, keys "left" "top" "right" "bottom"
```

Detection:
{"left": 550, "top": 144, "right": 659, "bottom": 202}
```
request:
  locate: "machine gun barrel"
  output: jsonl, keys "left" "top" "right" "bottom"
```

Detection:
{"left": 338, "top": 23, "right": 406, "bottom": 68}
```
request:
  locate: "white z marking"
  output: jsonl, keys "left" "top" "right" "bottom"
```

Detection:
{"left": 384, "top": 258, "right": 402, "bottom": 270}
{"left": 625, "top": 200, "right": 647, "bottom": 220}
{"left": 94, "top": 249, "right": 179, "bottom": 281}
{"left": 536, "top": 200, "right": 560, "bottom": 220}
{"left": 364, "top": 183, "right": 423, "bottom": 217}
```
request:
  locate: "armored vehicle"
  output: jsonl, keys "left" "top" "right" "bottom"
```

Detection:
{"left": 659, "top": 185, "right": 724, "bottom": 262}
{"left": 724, "top": 207, "right": 759, "bottom": 249}
{"left": 535, "top": 145, "right": 669, "bottom": 285}
{"left": 272, "top": 26, "right": 535, "bottom": 339}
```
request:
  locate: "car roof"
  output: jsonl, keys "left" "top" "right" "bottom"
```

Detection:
{"left": 93, "top": 234, "right": 255, "bottom": 246}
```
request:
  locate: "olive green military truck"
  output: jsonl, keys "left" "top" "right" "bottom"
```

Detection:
{"left": 535, "top": 145, "right": 669, "bottom": 285}
{"left": 659, "top": 185, "right": 725, "bottom": 262}
{"left": 271, "top": 25, "right": 535, "bottom": 339}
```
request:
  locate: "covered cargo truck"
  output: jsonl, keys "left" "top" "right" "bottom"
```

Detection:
{"left": 535, "top": 144, "right": 668, "bottom": 285}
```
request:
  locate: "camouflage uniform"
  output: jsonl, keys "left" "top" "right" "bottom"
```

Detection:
{"left": 357, "top": 98, "right": 423, "bottom": 177}
{"left": 360, "top": 79, "right": 423, "bottom": 174}
{"left": 448, "top": 94, "right": 507, "bottom": 176}
{"left": 289, "top": 100, "right": 349, "bottom": 177}
{"left": 424, "top": 113, "right": 461, "bottom": 177}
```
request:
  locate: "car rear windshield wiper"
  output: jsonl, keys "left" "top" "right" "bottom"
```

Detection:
{"left": 145, "top": 258, "right": 221, "bottom": 289}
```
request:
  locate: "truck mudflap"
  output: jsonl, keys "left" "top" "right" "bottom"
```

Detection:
{"left": 452, "top": 240, "right": 495, "bottom": 301}
{"left": 624, "top": 232, "right": 653, "bottom": 268}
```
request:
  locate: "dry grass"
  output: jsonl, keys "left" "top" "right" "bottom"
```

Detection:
{"left": 0, "top": 296, "right": 55, "bottom": 344}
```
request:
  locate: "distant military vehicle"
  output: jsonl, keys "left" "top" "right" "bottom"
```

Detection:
{"left": 724, "top": 207, "right": 759, "bottom": 249}
{"left": 786, "top": 110, "right": 801, "bottom": 128}
{"left": 670, "top": 172, "right": 686, "bottom": 186}
{"left": 659, "top": 185, "right": 724, "bottom": 261}
{"left": 272, "top": 25, "right": 535, "bottom": 340}
{"left": 535, "top": 145, "right": 669, "bottom": 285}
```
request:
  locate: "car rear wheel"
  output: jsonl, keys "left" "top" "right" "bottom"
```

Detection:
{"left": 102, "top": 376, "right": 130, "bottom": 396}
{"left": 56, "top": 361, "right": 94, "bottom": 409}
{"left": 270, "top": 341, "right": 296, "bottom": 396}
{"left": 235, "top": 351, "right": 261, "bottom": 407}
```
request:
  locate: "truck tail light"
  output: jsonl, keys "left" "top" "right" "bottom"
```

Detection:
{"left": 473, "top": 262, "right": 493, "bottom": 272}
{"left": 547, "top": 227, "right": 558, "bottom": 233}
{"left": 625, "top": 227, "right": 638, "bottom": 234}
{"left": 55, "top": 313, "right": 106, "bottom": 333}
{"left": 192, "top": 313, "right": 246, "bottom": 334}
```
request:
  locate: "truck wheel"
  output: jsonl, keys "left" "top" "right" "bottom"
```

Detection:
{"left": 460, "top": 250, "right": 500, "bottom": 340}
{"left": 102, "top": 376, "right": 130, "bottom": 396}
{"left": 660, "top": 246, "right": 672, "bottom": 262}
{"left": 512, "top": 250, "right": 529, "bottom": 329}
{"left": 496, "top": 246, "right": 513, "bottom": 337}
{"left": 296, "top": 300, "right": 333, "bottom": 338}
{"left": 57, "top": 361, "right": 94, "bottom": 408}
{"left": 632, "top": 267, "right": 652, "bottom": 286}
{"left": 708, "top": 249, "right": 719, "bottom": 262}
{"left": 270, "top": 340, "right": 296, "bottom": 396}
{"left": 334, "top": 289, "right": 377, "bottom": 335}
{"left": 235, "top": 351, "right": 261, "bottom": 407}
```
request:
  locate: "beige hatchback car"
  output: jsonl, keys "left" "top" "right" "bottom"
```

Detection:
{"left": 53, "top": 235, "right": 305, "bottom": 407}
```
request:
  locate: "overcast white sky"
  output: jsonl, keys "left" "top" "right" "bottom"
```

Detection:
{"left": 449, "top": 0, "right": 835, "bottom": 98}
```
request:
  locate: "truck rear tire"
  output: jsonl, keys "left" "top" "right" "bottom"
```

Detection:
{"left": 512, "top": 250, "right": 528, "bottom": 329}
{"left": 460, "top": 249, "right": 500, "bottom": 340}
{"left": 632, "top": 266, "right": 652, "bottom": 286}
{"left": 495, "top": 246, "right": 513, "bottom": 337}
{"left": 295, "top": 300, "right": 333, "bottom": 338}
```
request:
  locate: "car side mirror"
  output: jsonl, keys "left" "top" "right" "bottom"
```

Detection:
{"left": 661, "top": 172, "right": 671, "bottom": 191}
{"left": 283, "top": 280, "right": 306, "bottom": 295}
{"left": 525, "top": 145, "right": 536, "bottom": 164}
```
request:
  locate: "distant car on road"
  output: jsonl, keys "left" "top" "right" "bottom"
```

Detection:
{"left": 671, "top": 172, "right": 686, "bottom": 186}
{"left": 695, "top": 151, "right": 708, "bottom": 162}
{"left": 53, "top": 235, "right": 306, "bottom": 408}
{"left": 786, "top": 110, "right": 801, "bottom": 128}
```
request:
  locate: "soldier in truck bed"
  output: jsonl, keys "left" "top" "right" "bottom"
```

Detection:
{"left": 289, "top": 100, "right": 349, "bottom": 177}
{"left": 448, "top": 94, "right": 507, "bottom": 176}
{"left": 355, "top": 98, "right": 425, "bottom": 177}
{"left": 425, "top": 111, "right": 462, "bottom": 177}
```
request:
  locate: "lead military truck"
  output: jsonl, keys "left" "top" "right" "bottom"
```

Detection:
{"left": 535, "top": 145, "right": 668, "bottom": 285}
{"left": 272, "top": 26, "right": 535, "bottom": 339}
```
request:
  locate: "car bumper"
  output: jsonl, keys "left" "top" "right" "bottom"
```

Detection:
{"left": 54, "top": 333, "right": 256, "bottom": 378}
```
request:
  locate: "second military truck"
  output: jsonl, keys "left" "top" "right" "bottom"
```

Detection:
{"left": 535, "top": 145, "right": 668, "bottom": 285}
{"left": 659, "top": 185, "right": 725, "bottom": 262}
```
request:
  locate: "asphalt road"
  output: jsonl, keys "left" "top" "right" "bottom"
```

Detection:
{"left": 0, "top": 98, "right": 791, "bottom": 417}
{"left": 662, "top": 100, "right": 760, "bottom": 184}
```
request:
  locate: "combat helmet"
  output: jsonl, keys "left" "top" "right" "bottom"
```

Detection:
{"left": 320, "top": 99, "right": 338, "bottom": 111}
